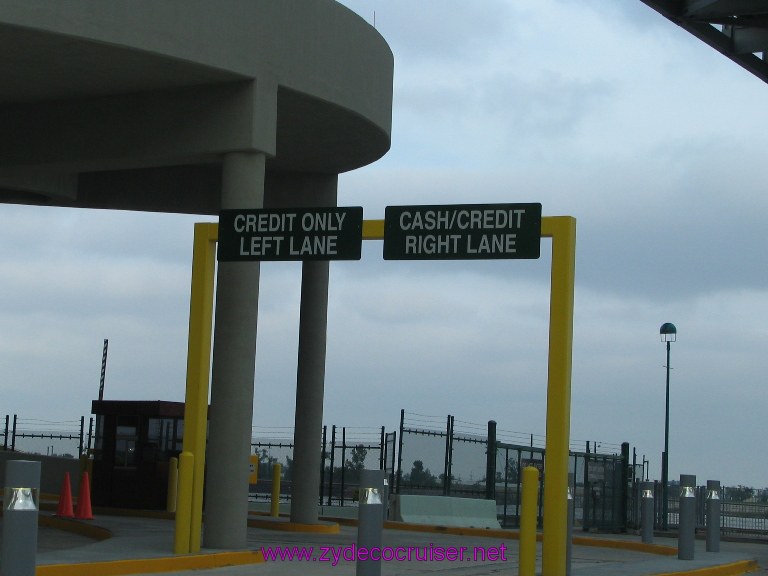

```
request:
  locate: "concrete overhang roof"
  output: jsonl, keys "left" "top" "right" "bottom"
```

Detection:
{"left": 0, "top": 0, "right": 394, "bottom": 213}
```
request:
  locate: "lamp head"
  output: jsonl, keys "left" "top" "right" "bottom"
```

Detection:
{"left": 660, "top": 322, "right": 677, "bottom": 343}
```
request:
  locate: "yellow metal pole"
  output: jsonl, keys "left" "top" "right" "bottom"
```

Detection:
{"left": 519, "top": 466, "right": 541, "bottom": 576}
{"left": 271, "top": 463, "right": 282, "bottom": 517}
{"left": 176, "top": 222, "right": 218, "bottom": 554}
{"left": 540, "top": 216, "right": 576, "bottom": 576}
{"left": 362, "top": 219, "right": 385, "bottom": 240}
{"left": 174, "top": 451, "right": 194, "bottom": 554}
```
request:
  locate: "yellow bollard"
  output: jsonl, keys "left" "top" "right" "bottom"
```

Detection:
{"left": 167, "top": 457, "right": 178, "bottom": 514}
{"left": 271, "top": 463, "right": 282, "bottom": 517}
{"left": 174, "top": 451, "right": 194, "bottom": 554}
{"left": 519, "top": 466, "right": 540, "bottom": 576}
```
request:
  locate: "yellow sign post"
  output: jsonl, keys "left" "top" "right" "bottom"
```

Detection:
{"left": 175, "top": 223, "right": 217, "bottom": 554}
{"left": 177, "top": 215, "right": 576, "bottom": 576}
{"left": 540, "top": 216, "right": 576, "bottom": 576}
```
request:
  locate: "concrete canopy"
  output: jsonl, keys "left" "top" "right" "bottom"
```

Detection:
{"left": 0, "top": 0, "right": 393, "bottom": 213}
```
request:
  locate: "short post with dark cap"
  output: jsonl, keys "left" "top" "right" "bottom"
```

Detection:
{"left": 706, "top": 480, "right": 721, "bottom": 552}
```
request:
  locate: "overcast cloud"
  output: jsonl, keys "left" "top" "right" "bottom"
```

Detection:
{"left": 1, "top": 0, "right": 766, "bottom": 488}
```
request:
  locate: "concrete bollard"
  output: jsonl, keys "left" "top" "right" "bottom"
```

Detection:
{"left": 519, "top": 466, "right": 540, "bottom": 576}
{"left": 678, "top": 474, "right": 696, "bottom": 560}
{"left": 1, "top": 460, "right": 41, "bottom": 576}
{"left": 356, "top": 469, "right": 383, "bottom": 576}
{"left": 706, "top": 480, "right": 720, "bottom": 553}
{"left": 641, "top": 481, "right": 654, "bottom": 544}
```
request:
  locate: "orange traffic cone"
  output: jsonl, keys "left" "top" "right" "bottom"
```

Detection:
{"left": 57, "top": 472, "right": 74, "bottom": 518}
{"left": 75, "top": 471, "right": 94, "bottom": 520}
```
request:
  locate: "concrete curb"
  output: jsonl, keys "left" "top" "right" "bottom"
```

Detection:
{"left": 36, "top": 551, "right": 264, "bottom": 576}
{"left": 651, "top": 559, "right": 760, "bottom": 576}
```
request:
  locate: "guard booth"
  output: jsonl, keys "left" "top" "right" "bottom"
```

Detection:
{"left": 91, "top": 400, "right": 187, "bottom": 510}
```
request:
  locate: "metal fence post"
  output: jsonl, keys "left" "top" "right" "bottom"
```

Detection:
{"left": 442, "top": 415, "right": 453, "bottom": 496}
{"left": 641, "top": 481, "right": 654, "bottom": 544}
{"left": 380, "top": 471, "right": 388, "bottom": 521}
{"left": 620, "top": 442, "right": 629, "bottom": 530}
{"left": 320, "top": 425, "right": 327, "bottom": 506}
{"left": 678, "top": 474, "right": 696, "bottom": 560}
{"left": 328, "top": 425, "right": 336, "bottom": 506}
{"left": 396, "top": 410, "right": 404, "bottom": 494}
{"left": 79, "top": 415, "right": 85, "bottom": 458}
{"left": 341, "top": 427, "right": 347, "bottom": 506}
{"left": 486, "top": 420, "right": 497, "bottom": 500}
{"left": 379, "top": 427, "right": 385, "bottom": 469}
{"left": 583, "top": 451, "right": 591, "bottom": 531}
{"left": 706, "top": 480, "right": 720, "bottom": 553}
{"left": 2, "top": 460, "right": 41, "bottom": 576}
{"left": 87, "top": 417, "right": 94, "bottom": 453}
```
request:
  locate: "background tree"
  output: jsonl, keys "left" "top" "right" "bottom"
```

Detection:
{"left": 407, "top": 460, "right": 438, "bottom": 487}
{"left": 344, "top": 444, "right": 368, "bottom": 483}
{"left": 282, "top": 455, "right": 293, "bottom": 482}
{"left": 727, "top": 485, "right": 754, "bottom": 502}
{"left": 257, "top": 448, "right": 278, "bottom": 478}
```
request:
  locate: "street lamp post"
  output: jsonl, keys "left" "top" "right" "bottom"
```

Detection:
{"left": 659, "top": 322, "right": 676, "bottom": 531}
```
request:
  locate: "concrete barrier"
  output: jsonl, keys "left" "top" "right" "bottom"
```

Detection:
{"left": 390, "top": 495, "right": 500, "bottom": 529}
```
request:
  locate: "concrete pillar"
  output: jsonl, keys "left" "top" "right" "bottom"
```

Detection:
{"left": 290, "top": 258, "right": 331, "bottom": 523}
{"left": 203, "top": 152, "right": 265, "bottom": 549}
{"left": 282, "top": 174, "right": 337, "bottom": 525}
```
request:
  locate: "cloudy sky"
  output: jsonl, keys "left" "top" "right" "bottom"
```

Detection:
{"left": 2, "top": 1, "right": 767, "bottom": 488}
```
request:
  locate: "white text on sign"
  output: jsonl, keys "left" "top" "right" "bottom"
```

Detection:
{"left": 383, "top": 203, "right": 541, "bottom": 260}
{"left": 217, "top": 207, "right": 363, "bottom": 262}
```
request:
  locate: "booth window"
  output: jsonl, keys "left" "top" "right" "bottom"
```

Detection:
{"left": 115, "top": 417, "right": 138, "bottom": 468}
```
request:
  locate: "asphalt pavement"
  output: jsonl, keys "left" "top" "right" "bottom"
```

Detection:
{"left": 12, "top": 513, "right": 764, "bottom": 576}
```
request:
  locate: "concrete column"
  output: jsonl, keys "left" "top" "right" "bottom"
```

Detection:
{"left": 203, "top": 152, "right": 265, "bottom": 549}
{"left": 290, "top": 258, "right": 330, "bottom": 523}
{"left": 269, "top": 173, "right": 338, "bottom": 525}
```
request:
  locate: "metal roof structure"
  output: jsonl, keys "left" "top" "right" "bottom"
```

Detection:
{"left": 640, "top": 0, "right": 768, "bottom": 83}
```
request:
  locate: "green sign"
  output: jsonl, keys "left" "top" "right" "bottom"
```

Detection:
{"left": 218, "top": 207, "right": 363, "bottom": 261}
{"left": 383, "top": 203, "right": 541, "bottom": 260}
